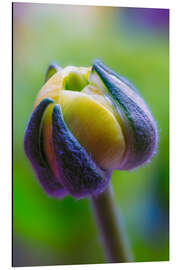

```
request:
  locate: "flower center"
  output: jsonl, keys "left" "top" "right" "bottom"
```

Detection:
{"left": 62, "top": 67, "right": 89, "bottom": 91}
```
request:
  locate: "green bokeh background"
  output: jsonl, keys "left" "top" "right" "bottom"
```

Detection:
{"left": 13, "top": 3, "right": 169, "bottom": 266}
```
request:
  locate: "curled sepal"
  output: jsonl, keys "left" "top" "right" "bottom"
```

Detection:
{"left": 52, "top": 104, "right": 112, "bottom": 198}
{"left": 91, "top": 59, "right": 158, "bottom": 170}
{"left": 24, "top": 98, "right": 67, "bottom": 198}
{"left": 44, "top": 62, "right": 62, "bottom": 83}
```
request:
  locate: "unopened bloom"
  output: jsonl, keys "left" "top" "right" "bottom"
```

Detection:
{"left": 24, "top": 59, "right": 158, "bottom": 199}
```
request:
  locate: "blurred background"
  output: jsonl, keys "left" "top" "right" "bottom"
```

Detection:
{"left": 13, "top": 3, "right": 169, "bottom": 266}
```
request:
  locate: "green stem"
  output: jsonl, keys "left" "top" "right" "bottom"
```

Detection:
{"left": 91, "top": 185, "right": 133, "bottom": 263}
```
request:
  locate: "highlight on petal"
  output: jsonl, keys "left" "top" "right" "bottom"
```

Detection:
{"left": 52, "top": 104, "right": 112, "bottom": 198}
{"left": 90, "top": 59, "right": 158, "bottom": 170}
{"left": 24, "top": 98, "right": 67, "bottom": 198}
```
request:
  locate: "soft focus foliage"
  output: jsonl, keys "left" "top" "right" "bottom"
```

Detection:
{"left": 13, "top": 3, "right": 169, "bottom": 266}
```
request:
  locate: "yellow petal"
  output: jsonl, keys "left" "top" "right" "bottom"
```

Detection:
{"left": 33, "top": 66, "right": 91, "bottom": 109}
{"left": 33, "top": 71, "right": 63, "bottom": 109}
{"left": 60, "top": 90, "right": 126, "bottom": 170}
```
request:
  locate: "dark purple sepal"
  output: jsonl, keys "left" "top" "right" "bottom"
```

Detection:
{"left": 44, "top": 62, "right": 62, "bottom": 83}
{"left": 24, "top": 98, "right": 67, "bottom": 198}
{"left": 92, "top": 59, "right": 158, "bottom": 170}
{"left": 93, "top": 59, "right": 139, "bottom": 94}
{"left": 52, "top": 104, "right": 112, "bottom": 198}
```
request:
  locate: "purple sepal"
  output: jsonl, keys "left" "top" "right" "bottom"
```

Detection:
{"left": 45, "top": 62, "right": 62, "bottom": 83}
{"left": 92, "top": 60, "right": 158, "bottom": 170}
{"left": 52, "top": 104, "right": 112, "bottom": 198}
{"left": 93, "top": 59, "right": 139, "bottom": 94}
{"left": 24, "top": 98, "right": 67, "bottom": 198}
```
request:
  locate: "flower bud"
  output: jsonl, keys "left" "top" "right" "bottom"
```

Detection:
{"left": 24, "top": 60, "right": 158, "bottom": 198}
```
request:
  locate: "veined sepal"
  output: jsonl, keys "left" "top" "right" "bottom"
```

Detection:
{"left": 24, "top": 98, "right": 67, "bottom": 198}
{"left": 52, "top": 104, "right": 112, "bottom": 198}
{"left": 90, "top": 59, "right": 158, "bottom": 170}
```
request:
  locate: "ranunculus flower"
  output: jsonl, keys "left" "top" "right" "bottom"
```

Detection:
{"left": 24, "top": 59, "right": 158, "bottom": 199}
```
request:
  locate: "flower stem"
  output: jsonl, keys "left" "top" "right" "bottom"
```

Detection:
{"left": 91, "top": 185, "right": 133, "bottom": 263}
